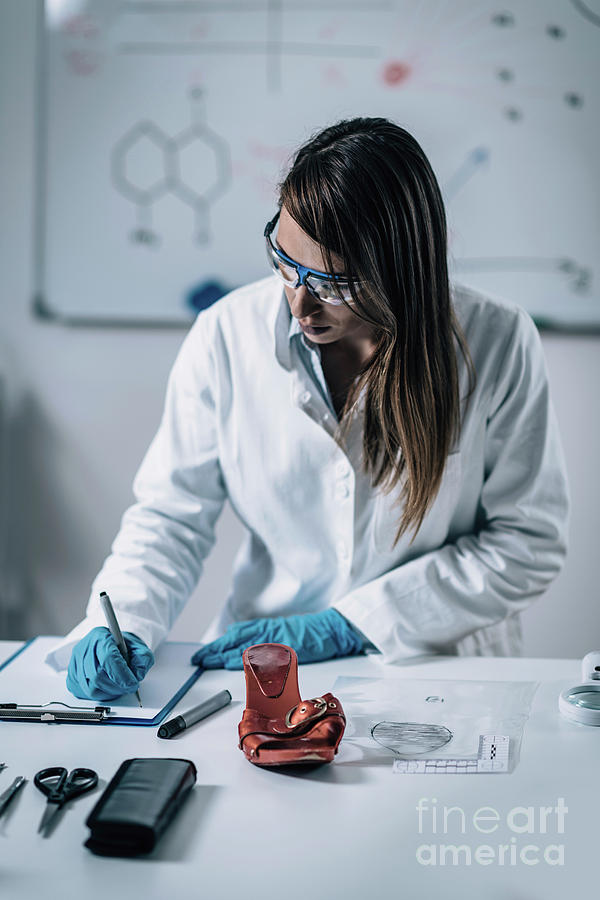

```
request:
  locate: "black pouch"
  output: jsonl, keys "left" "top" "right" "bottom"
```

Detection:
{"left": 84, "top": 757, "right": 197, "bottom": 856}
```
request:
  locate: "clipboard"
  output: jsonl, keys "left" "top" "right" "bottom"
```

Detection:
{"left": 0, "top": 636, "right": 202, "bottom": 726}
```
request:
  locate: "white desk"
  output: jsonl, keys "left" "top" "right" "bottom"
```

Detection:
{"left": 0, "top": 642, "right": 595, "bottom": 899}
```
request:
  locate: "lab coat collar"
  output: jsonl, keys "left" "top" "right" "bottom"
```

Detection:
{"left": 273, "top": 284, "right": 321, "bottom": 371}
{"left": 288, "top": 308, "right": 322, "bottom": 355}
{"left": 274, "top": 285, "right": 293, "bottom": 371}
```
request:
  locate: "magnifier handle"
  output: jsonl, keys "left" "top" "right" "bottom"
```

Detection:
{"left": 581, "top": 651, "right": 600, "bottom": 682}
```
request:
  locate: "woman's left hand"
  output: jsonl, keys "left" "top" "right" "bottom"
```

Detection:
{"left": 190, "top": 608, "right": 366, "bottom": 669}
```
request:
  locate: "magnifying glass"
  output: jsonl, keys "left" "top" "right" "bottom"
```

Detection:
{"left": 559, "top": 651, "right": 600, "bottom": 726}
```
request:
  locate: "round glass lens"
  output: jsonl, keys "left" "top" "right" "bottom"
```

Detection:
{"left": 566, "top": 689, "right": 600, "bottom": 710}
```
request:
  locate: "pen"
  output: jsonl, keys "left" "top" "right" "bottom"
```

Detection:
{"left": 157, "top": 689, "right": 232, "bottom": 739}
{"left": 99, "top": 591, "right": 143, "bottom": 708}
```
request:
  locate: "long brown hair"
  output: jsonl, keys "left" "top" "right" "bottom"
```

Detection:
{"left": 279, "top": 117, "right": 475, "bottom": 545}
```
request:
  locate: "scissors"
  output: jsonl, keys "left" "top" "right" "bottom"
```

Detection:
{"left": 34, "top": 767, "right": 98, "bottom": 836}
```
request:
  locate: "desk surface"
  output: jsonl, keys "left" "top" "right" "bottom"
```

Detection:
{"left": 0, "top": 642, "right": 595, "bottom": 899}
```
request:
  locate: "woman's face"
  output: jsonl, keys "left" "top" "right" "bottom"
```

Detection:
{"left": 276, "top": 206, "right": 377, "bottom": 353}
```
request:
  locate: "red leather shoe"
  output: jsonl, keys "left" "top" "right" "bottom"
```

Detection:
{"left": 238, "top": 643, "right": 346, "bottom": 766}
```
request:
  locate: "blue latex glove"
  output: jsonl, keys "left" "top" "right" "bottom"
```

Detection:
{"left": 191, "top": 608, "right": 365, "bottom": 670}
{"left": 66, "top": 626, "right": 155, "bottom": 701}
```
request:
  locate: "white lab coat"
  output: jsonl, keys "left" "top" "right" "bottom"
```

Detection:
{"left": 47, "top": 276, "right": 569, "bottom": 669}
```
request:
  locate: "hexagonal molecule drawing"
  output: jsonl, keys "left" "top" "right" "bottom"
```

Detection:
{"left": 111, "top": 88, "right": 231, "bottom": 246}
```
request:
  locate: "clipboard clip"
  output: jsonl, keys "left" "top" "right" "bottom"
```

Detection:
{"left": 0, "top": 701, "right": 111, "bottom": 722}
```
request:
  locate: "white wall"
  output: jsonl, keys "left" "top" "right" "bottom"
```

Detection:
{"left": 1, "top": 1, "right": 598, "bottom": 658}
{"left": 0, "top": 0, "right": 242, "bottom": 646}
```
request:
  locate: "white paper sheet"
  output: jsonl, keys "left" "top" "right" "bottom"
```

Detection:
{"left": 0, "top": 637, "right": 200, "bottom": 721}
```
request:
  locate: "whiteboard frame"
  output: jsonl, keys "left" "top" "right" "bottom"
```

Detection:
{"left": 32, "top": 0, "right": 600, "bottom": 333}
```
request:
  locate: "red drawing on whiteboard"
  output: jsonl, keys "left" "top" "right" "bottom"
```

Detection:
{"left": 319, "top": 20, "right": 340, "bottom": 39}
{"left": 62, "top": 49, "right": 102, "bottom": 76}
{"left": 190, "top": 21, "right": 211, "bottom": 39}
{"left": 382, "top": 60, "right": 412, "bottom": 86}
{"left": 322, "top": 64, "right": 346, "bottom": 86}
{"left": 248, "top": 140, "right": 289, "bottom": 164}
{"left": 62, "top": 15, "right": 99, "bottom": 39}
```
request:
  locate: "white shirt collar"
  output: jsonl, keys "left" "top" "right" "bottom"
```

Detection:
{"left": 274, "top": 284, "right": 321, "bottom": 370}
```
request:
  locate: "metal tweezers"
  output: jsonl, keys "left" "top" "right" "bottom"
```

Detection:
{"left": 0, "top": 774, "right": 27, "bottom": 819}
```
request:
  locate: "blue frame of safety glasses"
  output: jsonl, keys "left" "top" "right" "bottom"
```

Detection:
{"left": 264, "top": 210, "right": 352, "bottom": 290}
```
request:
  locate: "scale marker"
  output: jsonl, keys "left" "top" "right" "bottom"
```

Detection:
{"left": 392, "top": 734, "right": 510, "bottom": 774}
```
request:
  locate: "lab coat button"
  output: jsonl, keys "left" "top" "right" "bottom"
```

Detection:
{"left": 335, "top": 461, "right": 350, "bottom": 477}
{"left": 335, "top": 483, "right": 350, "bottom": 500}
{"left": 299, "top": 391, "right": 311, "bottom": 405}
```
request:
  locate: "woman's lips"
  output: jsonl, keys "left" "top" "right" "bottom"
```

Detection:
{"left": 300, "top": 323, "right": 330, "bottom": 335}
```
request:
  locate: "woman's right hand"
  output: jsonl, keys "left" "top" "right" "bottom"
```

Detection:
{"left": 66, "top": 626, "right": 154, "bottom": 701}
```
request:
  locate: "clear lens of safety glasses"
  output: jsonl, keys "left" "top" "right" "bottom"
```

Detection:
{"left": 265, "top": 244, "right": 297, "bottom": 286}
{"left": 266, "top": 244, "right": 353, "bottom": 306}
{"left": 305, "top": 275, "right": 353, "bottom": 306}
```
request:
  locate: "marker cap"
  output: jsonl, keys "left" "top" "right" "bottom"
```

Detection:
{"left": 157, "top": 715, "right": 185, "bottom": 739}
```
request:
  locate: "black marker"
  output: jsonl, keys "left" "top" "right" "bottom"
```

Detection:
{"left": 157, "top": 689, "right": 232, "bottom": 739}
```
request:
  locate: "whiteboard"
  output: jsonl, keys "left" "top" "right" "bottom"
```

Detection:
{"left": 35, "top": 0, "right": 600, "bottom": 329}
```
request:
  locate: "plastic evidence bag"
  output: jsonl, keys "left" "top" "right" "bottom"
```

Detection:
{"left": 333, "top": 677, "right": 538, "bottom": 771}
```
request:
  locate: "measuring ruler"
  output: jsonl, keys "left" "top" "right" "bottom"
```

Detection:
{"left": 392, "top": 734, "right": 510, "bottom": 774}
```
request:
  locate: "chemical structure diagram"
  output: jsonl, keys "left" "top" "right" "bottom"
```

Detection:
{"left": 111, "top": 88, "right": 231, "bottom": 246}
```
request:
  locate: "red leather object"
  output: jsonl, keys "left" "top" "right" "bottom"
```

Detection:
{"left": 238, "top": 643, "right": 346, "bottom": 766}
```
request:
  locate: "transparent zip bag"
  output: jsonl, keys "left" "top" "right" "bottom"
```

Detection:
{"left": 333, "top": 676, "right": 539, "bottom": 772}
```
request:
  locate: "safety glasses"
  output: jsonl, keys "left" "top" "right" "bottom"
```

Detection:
{"left": 264, "top": 211, "right": 358, "bottom": 306}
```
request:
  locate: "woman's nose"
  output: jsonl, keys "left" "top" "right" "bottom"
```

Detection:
{"left": 288, "top": 284, "right": 321, "bottom": 320}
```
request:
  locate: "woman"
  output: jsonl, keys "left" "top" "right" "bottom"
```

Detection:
{"left": 48, "top": 117, "right": 569, "bottom": 700}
